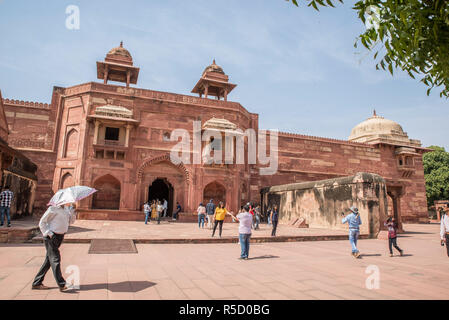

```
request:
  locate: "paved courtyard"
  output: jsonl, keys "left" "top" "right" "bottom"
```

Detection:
{"left": 0, "top": 223, "right": 447, "bottom": 300}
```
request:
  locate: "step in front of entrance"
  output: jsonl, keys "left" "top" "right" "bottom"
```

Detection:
{"left": 77, "top": 210, "right": 233, "bottom": 223}
{"left": 31, "top": 234, "right": 367, "bottom": 244}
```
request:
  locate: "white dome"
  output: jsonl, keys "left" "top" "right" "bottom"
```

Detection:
{"left": 349, "top": 112, "right": 405, "bottom": 142}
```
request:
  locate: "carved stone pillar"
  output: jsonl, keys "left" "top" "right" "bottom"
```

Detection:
{"left": 125, "top": 124, "right": 131, "bottom": 148}
{"left": 103, "top": 65, "right": 109, "bottom": 84}
{"left": 93, "top": 120, "right": 100, "bottom": 145}
{"left": 28, "top": 181, "right": 37, "bottom": 215}
{"left": 204, "top": 84, "right": 209, "bottom": 99}
{"left": 126, "top": 70, "right": 131, "bottom": 88}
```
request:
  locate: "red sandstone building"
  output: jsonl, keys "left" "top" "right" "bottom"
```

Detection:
{"left": 1, "top": 43, "right": 429, "bottom": 223}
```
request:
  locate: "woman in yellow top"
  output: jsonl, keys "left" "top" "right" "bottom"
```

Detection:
{"left": 212, "top": 201, "right": 232, "bottom": 237}
{"left": 151, "top": 200, "right": 158, "bottom": 219}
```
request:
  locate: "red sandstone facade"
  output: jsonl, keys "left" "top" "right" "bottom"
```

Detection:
{"left": 1, "top": 44, "right": 429, "bottom": 223}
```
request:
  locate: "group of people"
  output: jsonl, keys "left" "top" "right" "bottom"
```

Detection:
{"left": 143, "top": 198, "right": 169, "bottom": 225}
{"left": 195, "top": 200, "right": 280, "bottom": 237}
{"left": 342, "top": 206, "right": 404, "bottom": 259}
{"left": 29, "top": 191, "right": 449, "bottom": 291}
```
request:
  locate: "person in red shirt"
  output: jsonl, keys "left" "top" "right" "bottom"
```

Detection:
{"left": 384, "top": 217, "right": 403, "bottom": 257}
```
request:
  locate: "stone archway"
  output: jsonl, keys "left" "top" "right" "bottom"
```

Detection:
{"left": 137, "top": 156, "right": 189, "bottom": 214}
{"left": 148, "top": 178, "right": 174, "bottom": 217}
{"left": 92, "top": 174, "right": 121, "bottom": 210}
{"left": 61, "top": 173, "right": 74, "bottom": 189}
{"left": 203, "top": 181, "right": 226, "bottom": 206}
{"left": 387, "top": 185, "right": 404, "bottom": 232}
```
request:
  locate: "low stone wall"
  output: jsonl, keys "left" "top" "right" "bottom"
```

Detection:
{"left": 0, "top": 227, "right": 39, "bottom": 243}
{"left": 261, "top": 172, "right": 388, "bottom": 238}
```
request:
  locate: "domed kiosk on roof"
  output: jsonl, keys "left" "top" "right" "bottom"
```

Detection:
{"left": 349, "top": 110, "right": 421, "bottom": 148}
{"left": 96, "top": 41, "right": 140, "bottom": 88}
{"left": 192, "top": 59, "right": 236, "bottom": 102}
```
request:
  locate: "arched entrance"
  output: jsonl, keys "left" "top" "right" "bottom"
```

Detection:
{"left": 148, "top": 178, "right": 174, "bottom": 217}
{"left": 203, "top": 181, "right": 226, "bottom": 206}
{"left": 92, "top": 174, "right": 121, "bottom": 210}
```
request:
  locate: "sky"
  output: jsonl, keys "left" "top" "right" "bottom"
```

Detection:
{"left": 0, "top": 0, "right": 448, "bottom": 150}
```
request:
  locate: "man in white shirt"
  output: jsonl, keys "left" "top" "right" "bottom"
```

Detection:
{"left": 162, "top": 199, "right": 168, "bottom": 217}
{"left": 229, "top": 204, "right": 253, "bottom": 260}
{"left": 32, "top": 204, "right": 76, "bottom": 292}
{"left": 440, "top": 204, "right": 449, "bottom": 257}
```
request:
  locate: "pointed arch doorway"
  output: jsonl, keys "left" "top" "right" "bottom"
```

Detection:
{"left": 148, "top": 178, "right": 174, "bottom": 217}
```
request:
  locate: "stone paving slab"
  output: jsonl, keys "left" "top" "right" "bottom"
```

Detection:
{"left": 0, "top": 223, "right": 448, "bottom": 300}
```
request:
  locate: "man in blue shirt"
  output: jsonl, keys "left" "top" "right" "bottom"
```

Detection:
{"left": 342, "top": 206, "right": 362, "bottom": 258}
{"left": 205, "top": 199, "right": 216, "bottom": 230}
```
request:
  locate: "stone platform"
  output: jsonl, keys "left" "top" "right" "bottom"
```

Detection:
{"left": 77, "top": 209, "right": 232, "bottom": 223}
{"left": 21, "top": 218, "right": 359, "bottom": 244}
{"left": 0, "top": 218, "right": 40, "bottom": 243}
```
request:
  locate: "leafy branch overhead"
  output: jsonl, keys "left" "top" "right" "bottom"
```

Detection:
{"left": 286, "top": 0, "right": 449, "bottom": 98}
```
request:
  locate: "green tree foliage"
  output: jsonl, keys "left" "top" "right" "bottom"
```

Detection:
{"left": 286, "top": 0, "right": 449, "bottom": 98}
{"left": 423, "top": 146, "right": 449, "bottom": 207}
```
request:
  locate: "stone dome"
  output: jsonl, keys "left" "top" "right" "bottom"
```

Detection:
{"left": 349, "top": 111, "right": 409, "bottom": 143}
{"left": 107, "top": 41, "right": 132, "bottom": 60}
{"left": 203, "top": 59, "right": 224, "bottom": 75}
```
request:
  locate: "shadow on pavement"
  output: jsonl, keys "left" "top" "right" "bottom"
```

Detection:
{"left": 359, "top": 253, "right": 382, "bottom": 258}
{"left": 74, "top": 281, "right": 157, "bottom": 293}
{"left": 247, "top": 255, "right": 280, "bottom": 260}
{"left": 66, "top": 226, "right": 96, "bottom": 234}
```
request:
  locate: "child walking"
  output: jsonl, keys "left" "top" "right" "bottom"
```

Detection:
{"left": 384, "top": 217, "right": 403, "bottom": 257}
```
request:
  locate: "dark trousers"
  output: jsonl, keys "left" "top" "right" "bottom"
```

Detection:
{"left": 212, "top": 220, "right": 224, "bottom": 237}
{"left": 388, "top": 237, "right": 402, "bottom": 254}
{"left": 32, "top": 234, "right": 66, "bottom": 287}
{"left": 271, "top": 220, "right": 278, "bottom": 236}
{"left": 0, "top": 206, "right": 10, "bottom": 225}
{"left": 446, "top": 234, "right": 449, "bottom": 257}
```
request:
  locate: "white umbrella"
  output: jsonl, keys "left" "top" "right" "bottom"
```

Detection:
{"left": 48, "top": 186, "right": 97, "bottom": 207}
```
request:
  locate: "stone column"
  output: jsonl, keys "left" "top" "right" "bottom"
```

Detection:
{"left": 224, "top": 89, "right": 228, "bottom": 102}
{"left": 93, "top": 120, "right": 100, "bottom": 145}
{"left": 104, "top": 65, "right": 109, "bottom": 84}
{"left": 125, "top": 124, "right": 131, "bottom": 148}
{"left": 126, "top": 70, "right": 131, "bottom": 88}
{"left": 28, "top": 181, "right": 37, "bottom": 216}
{"left": 204, "top": 84, "right": 209, "bottom": 99}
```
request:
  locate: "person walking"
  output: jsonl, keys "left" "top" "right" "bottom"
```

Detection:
{"left": 254, "top": 205, "right": 261, "bottom": 230}
{"left": 173, "top": 202, "right": 181, "bottom": 221}
{"left": 197, "top": 203, "right": 206, "bottom": 228}
{"left": 206, "top": 199, "right": 215, "bottom": 229}
{"left": 212, "top": 202, "right": 232, "bottom": 238}
{"left": 229, "top": 204, "right": 253, "bottom": 260}
{"left": 32, "top": 204, "right": 77, "bottom": 292}
{"left": 271, "top": 205, "right": 279, "bottom": 236}
{"left": 144, "top": 201, "right": 151, "bottom": 224}
{"left": 342, "top": 206, "right": 362, "bottom": 258}
{"left": 267, "top": 206, "right": 272, "bottom": 226}
{"left": 384, "top": 217, "right": 403, "bottom": 257}
{"left": 162, "top": 198, "right": 168, "bottom": 217}
{"left": 440, "top": 204, "right": 449, "bottom": 257}
{"left": 156, "top": 200, "right": 163, "bottom": 224}
{"left": 0, "top": 185, "right": 14, "bottom": 227}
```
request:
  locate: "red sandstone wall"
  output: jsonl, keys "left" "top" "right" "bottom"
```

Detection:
{"left": 2, "top": 82, "right": 428, "bottom": 222}
{"left": 2, "top": 89, "right": 63, "bottom": 215}
{"left": 253, "top": 134, "right": 428, "bottom": 222}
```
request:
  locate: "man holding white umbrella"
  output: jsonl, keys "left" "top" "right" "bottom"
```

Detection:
{"left": 32, "top": 186, "right": 96, "bottom": 292}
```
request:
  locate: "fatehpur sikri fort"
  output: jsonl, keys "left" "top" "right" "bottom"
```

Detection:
{"left": 0, "top": 42, "right": 430, "bottom": 235}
